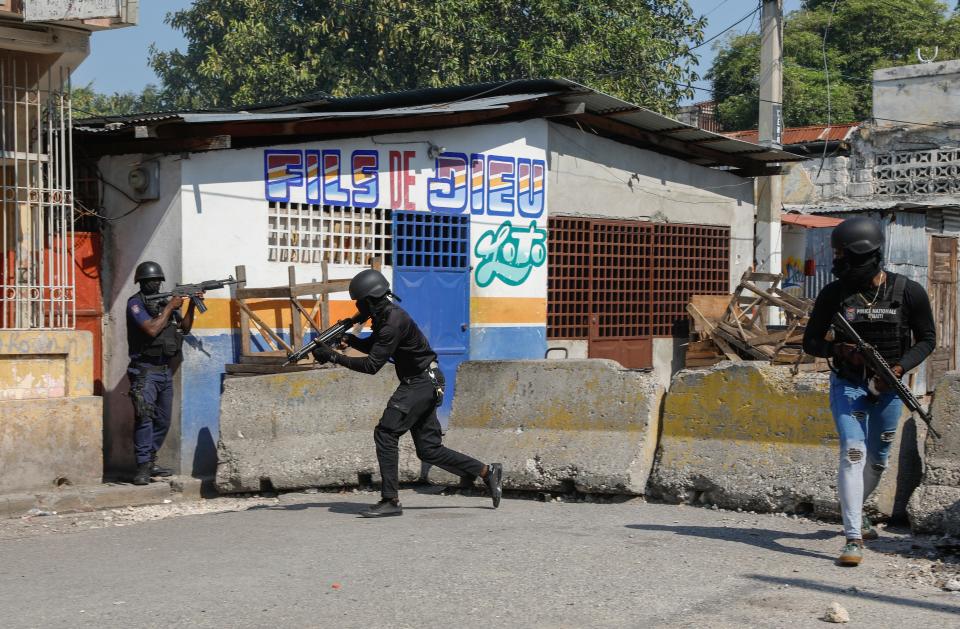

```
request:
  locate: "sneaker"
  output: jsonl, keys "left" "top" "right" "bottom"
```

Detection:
{"left": 483, "top": 463, "right": 503, "bottom": 509}
{"left": 132, "top": 462, "right": 151, "bottom": 486}
{"left": 861, "top": 515, "right": 879, "bottom": 541}
{"left": 837, "top": 540, "right": 863, "bottom": 566}
{"left": 150, "top": 464, "right": 174, "bottom": 477}
{"left": 359, "top": 499, "right": 403, "bottom": 518}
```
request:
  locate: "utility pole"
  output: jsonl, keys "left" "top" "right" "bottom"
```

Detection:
{"left": 757, "top": 0, "right": 783, "bottom": 321}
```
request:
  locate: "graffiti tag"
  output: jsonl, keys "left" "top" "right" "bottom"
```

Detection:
{"left": 474, "top": 221, "right": 547, "bottom": 287}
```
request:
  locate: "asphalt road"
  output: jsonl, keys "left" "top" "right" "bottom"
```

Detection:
{"left": 1, "top": 489, "right": 958, "bottom": 628}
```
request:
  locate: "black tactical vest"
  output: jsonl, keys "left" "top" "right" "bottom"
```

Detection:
{"left": 127, "top": 292, "right": 183, "bottom": 363}
{"left": 835, "top": 274, "right": 911, "bottom": 379}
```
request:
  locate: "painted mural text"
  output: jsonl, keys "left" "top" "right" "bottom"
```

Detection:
{"left": 264, "top": 149, "right": 545, "bottom": 218}
{"left": 474, "top": 220, "right": 547, "bottom": 287}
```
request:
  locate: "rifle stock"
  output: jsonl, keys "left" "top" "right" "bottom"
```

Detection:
{"left": 831, "top": 313, "right": 939, "bottom": 438}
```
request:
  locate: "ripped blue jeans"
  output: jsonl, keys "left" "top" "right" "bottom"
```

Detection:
{"left": 829, "top": 373, "right": 903, "bottom": 540}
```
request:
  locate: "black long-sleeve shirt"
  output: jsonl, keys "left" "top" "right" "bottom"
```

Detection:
{"left": 802, "top": 273, "right": 936, "bottom": 373}
{"left": 337, "top": 304, "right": 437, "bottom": 379}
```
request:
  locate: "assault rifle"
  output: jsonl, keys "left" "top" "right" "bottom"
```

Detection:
{"left": 144, "top": 277, "right": 238, "bottom": 314}
{"left": 282, "top": 312, "right": 367, "bottom": 367}
{"left": 832, "top": 313, "right": 940, "bottom": 438}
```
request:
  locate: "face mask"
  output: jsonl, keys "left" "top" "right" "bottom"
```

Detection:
{"left": 140, "top": 279, "right": 162, "bottom": 295}
{"left": 832, "top": 251, "right": 881, "bottom": 289}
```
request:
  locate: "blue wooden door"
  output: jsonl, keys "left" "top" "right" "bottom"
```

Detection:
{"left": 392, "top": 211, "right": 470, "bottom": 426}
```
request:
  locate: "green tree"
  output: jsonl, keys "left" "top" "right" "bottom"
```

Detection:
{"left": 708, "top": 0, "right": 960, "bottom": 130}
{"left": 72, "top": 84, "right": 168, "bottom": 118}
{"left": 148, "top": 0, "right": 706, "bottom": 113}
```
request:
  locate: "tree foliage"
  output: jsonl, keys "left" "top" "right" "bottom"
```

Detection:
{"left": 147, "top": 0, "right": 706, "bottom": 113}
{"left": 708, "top": 0, "right": 960, "bottom": 130}
{"left": 72, "top": 84, "right": 168, "bottom": 118}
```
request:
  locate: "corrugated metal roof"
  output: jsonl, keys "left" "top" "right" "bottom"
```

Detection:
{"left": 74, "top": 78, "right": 803, "bottom": 167}
{"left": 782, "top": 213, "right": 844, "bottom": 228}
{"left": 725, "top": 123, "right": 860, "bottom": 146}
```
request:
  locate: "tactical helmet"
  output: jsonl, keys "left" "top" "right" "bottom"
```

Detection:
{"left": 349, "top": 269, "right": 390, "bottom": 301}
{"left": 134, "top": 260, "right": 165, "bottom": 283}
{"left": 831, "top": 217, "right": 884, "bottom": 255}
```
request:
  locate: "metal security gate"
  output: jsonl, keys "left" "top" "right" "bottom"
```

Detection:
{"left": 927, "top": 235, "right": 957, "bottom": 389}
{"left": 391, "top": 211, "right": 470, "bottom": 425}
{"left": 1, "top": 57, "right": 74, "bottom": 329}
{"left": 548, "top": 216, "right": 730, "bottom": 368}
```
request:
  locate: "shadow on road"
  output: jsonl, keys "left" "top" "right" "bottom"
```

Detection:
{"left": 247, "top": 501, "right": 490, "bottom": 516}
{"left": 747, "top": 574, "right": 960, "bottom": 614}
{"left": 625, "top": 523, "right": 837, "bottom": 560}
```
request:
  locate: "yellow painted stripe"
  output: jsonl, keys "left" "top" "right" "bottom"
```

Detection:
{"left": 189, "top": 297, "right": 545, "bottom": 329}
{"left": 471, "top": 297, "right": 546, "bottom": 325}
{"left": 188, "top": 298, "right": 357, "bottom": 330}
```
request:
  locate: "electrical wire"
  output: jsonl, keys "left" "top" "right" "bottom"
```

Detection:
{"left": 817, "top": 0, "right": 841, "bottom": 178}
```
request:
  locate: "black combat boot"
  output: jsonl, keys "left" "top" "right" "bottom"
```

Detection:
{"left": 359, "top": 499, "right": 403, "bottom": 518}
{"left": 132, "top": 462, "right": 152, "bottom": 486}
{"left": 484, "top": 462, "right": 503, "bottom": 508}
{"left": 150, "top": 458, "right": 174, "bottom": 477}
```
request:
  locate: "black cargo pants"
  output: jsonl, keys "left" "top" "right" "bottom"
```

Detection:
{"left": 375, "top": 371, "right": 484, "bottom": 500}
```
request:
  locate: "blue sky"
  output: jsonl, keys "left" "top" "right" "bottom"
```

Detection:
{"left": 72, "top": 0, "right": 802, "bottom": 102}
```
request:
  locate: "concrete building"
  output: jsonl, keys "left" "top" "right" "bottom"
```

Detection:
{"left": 764, "top": 60, "right": 960, "bottom": 395}
{"left": 0, "top": 1, "right": 137, "bottom": 494}
{"left": 74, "top": 79, "right": 802, "bottom": 478}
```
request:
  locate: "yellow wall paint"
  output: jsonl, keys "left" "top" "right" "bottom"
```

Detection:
{"left": 470, "top": 297, "right": 546, "bottom": 325}
{"left": 662, "top": 366, "right": 835, "bottom": 446}
{"left": 0, "top": 331, "right": 93, "bottom": 398}
{"left": 188, "top": 297, "right": 546, "bottom": 330}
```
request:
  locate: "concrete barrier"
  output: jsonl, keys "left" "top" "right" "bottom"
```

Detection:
{"left": 216, "top": 367, "right": 421, "bottom": 493}
{"left": 648, "top": 362, "right": 918, "bottom": 518}
{"left": 908, "top": 371, "right": 960, "bottom": 534}
{"left": 429, "top": 359, "right": 664, "bottom": 494}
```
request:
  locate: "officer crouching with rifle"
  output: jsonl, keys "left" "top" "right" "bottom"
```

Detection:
{"left": 126, "top": 261, "right": 205, "bottom": 485}
{"left": 803, "top": 217, "right": 936, "bottom": 567}
{"left": 306, "top": 269, "right": 503, "bottom": 518}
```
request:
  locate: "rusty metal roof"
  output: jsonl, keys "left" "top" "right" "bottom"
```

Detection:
{"left": 781, "top": 213, "right": 844, "bottom": 228}
{"left": 724, "top": 123, "right": 860, "bottom": 146}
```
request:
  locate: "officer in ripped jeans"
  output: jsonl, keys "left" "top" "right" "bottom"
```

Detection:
{"left": 311, "top": 269, "right": 503, "bottom": 518}
{"left": 803, "top": 217, "right": 935, "bottom": 567}
{"left": 126, "top": 261, "right": 202, "bottom": 485}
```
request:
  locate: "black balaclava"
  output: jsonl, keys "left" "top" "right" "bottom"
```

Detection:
{"left": 832, "top": 250, "right": 882, "bottom": 290}
{"left": 359, "top": 294, "right": 391, "bottom": 321}
{"left": 140, "top": 279, "right": 162, "bottom": 296}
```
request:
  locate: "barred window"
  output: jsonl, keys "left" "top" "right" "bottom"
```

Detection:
{"left": 267, "top": 202, "right": 392, "bottom": 265}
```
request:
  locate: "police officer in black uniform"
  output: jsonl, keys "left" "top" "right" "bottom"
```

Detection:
{"left": 126, "top": 261, "right": 201, "bottom": 485}
{"left": 803, "top": 217, "right": 935, "bottom": 566}
{"left": 312, "top": 269, "right": 503, "bottom": 518}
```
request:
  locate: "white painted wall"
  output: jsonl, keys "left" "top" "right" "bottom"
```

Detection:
{"left": 99, "top": 153, "right": 183, "bottom": 473}
{"left": 546, "top": 122, "right": 755, "bottom": 287}
{"left": 874, "top": 60, "right": 960, "bottom": 127}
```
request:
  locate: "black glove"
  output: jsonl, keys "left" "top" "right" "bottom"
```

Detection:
{"left": 831, "top": 342, "right": 864, "bottom": 367}
{"left": 339, "top": 333, "right": 357, "bottom": 350}
{"left": 311, "top": 343, "right": 338, "bottom": 365}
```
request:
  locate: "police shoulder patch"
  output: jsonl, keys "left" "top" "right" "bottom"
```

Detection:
{"left": 844, "top": 306, "right": 856, "bottom": 321}
{"left": 131, "top": 304, "right": 141, "bottom": 314}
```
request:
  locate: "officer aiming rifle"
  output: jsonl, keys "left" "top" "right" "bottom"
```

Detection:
{"left": 143, "top": 277, "right": 238, "bottom": 314}
{"left": 283, "top": 313, "right": 367, "bottom": 367}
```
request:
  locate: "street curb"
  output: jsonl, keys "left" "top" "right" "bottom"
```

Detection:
{"left": 0, "top": 478, "right": 215, "bottom": 519}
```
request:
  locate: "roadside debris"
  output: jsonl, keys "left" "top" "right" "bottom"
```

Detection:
{"left": 822, "top": 601, "right": 850, "bottom": 623}
{"left": 685, "top": 271, "right": 827, "bottom": 373}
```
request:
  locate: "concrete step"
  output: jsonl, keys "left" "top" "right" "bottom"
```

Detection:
{"left": 0, "top": 476, "right": 214, "bottom": 519}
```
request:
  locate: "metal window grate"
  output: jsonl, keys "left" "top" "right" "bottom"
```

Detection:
{"left": 548, "top": 217, "right": 729, "bottom": 340}
{"left": 650, "top": 223, "right": 729, "bottom": 336}
{"left": 546, "top": 217, "right": 592, "bottom": 338}
{"left": 393, "top": 211, "right": 469, "bottom": 270}
{"left": 267, "top": 202, "right": 392, "bottom": 265}
{"left": 1, "top": 57, "right": 74, "bottom": 329}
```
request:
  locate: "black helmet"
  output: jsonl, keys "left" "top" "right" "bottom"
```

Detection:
{"left": 349, "top": 269, "right": 390, "bottom": 301}
{"left": 134, "top": 261, "right": 165, "bottom": 283}
{"left": 831, "top": 217, "right": 884, "bottom": 255}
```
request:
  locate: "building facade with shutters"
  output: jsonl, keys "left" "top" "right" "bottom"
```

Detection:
{"left": 75, "top": 80, "right": 800, "bottom": 477}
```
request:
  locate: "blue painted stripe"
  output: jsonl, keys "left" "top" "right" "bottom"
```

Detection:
{"left": 469, "top": 326, "right": 546, "bottom": 360}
